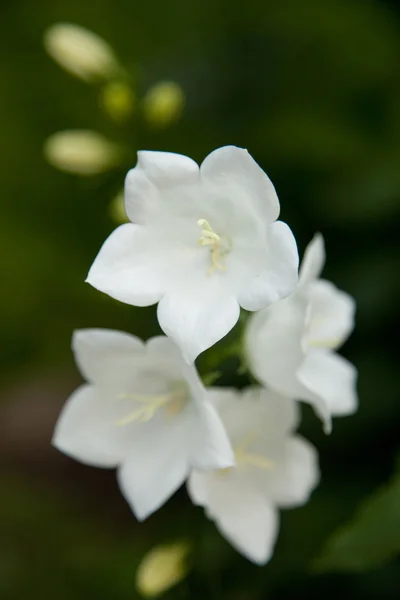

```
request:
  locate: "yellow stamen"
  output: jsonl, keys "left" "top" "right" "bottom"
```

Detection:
{"left": 117, "top": 386, "right": 188, "bottom": 425}
{"left": 117, "top": 393, "right": 170, "bottom": 425}
{"left": 197, "top": 218, "right": 227, "bottom": 275}
{"left": 308, "top": 337, "right": 342, "bottom": 348}
{"left": 236, "top": 451, "right": 274, "bottom": 470}
{"left": 235, "top": 432, "right": 274, "bottom": 471}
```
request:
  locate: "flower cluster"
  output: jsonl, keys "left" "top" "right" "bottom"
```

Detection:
{"left": 53, "top": 146, "right": 357, "bottom": 565}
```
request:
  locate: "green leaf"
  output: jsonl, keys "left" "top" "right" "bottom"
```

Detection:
{"left": 312, "top": 458, "right": 400, "bottom": 573}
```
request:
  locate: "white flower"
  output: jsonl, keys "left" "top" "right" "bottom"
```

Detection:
{"left": 187, "top": 387, "right": 319, "bottom": 565}
{"left": 44, "top": 23, "right": 120, "bottom": 82}
{"left": 87, "top": 146, "right": 299, "bottom": 363}
{"left": 245, "top": 234, "right": 357, "bottom": 433}
{"left": 52, "top": 329, "right": 234, "bottom": 521}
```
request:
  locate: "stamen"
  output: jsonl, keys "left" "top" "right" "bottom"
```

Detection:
{"left": 308, "top": 337, "right": 342, "bottom": 348}
{"left": 197, "top": 218, "right": 227, "bottom": 274}
{"left": 117, "top": 393, "right": 170, "bottom": 425}
{"left": 235, "top": 431, "right": 274, "bottom": 471}
{"left": 116, "top": 385, "right": 188, "bottom": 425}
{"left": 236, "top": 451, "right": 274, "bottom": 470}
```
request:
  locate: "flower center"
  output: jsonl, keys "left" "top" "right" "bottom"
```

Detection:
{"left": 219, "top": 432, "right": 274, "bottom": 475}
{"left": 117, "top": 383, "right": 188, "bottom": 425}
{"left": 197, "top": 219, "right": 229, "bottom": 275}
{"left": 305, "top": 315, "right": 344, "bottom": 349}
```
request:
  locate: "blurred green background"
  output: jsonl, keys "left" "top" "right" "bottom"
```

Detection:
{"left": 1, "top": 0, "right": 399, "bottom": 598}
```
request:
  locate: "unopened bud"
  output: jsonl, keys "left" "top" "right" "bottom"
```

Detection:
{"left": 136, "top": 542, "right": 190, "bottom": 597}
{"left": 44, "top": 23, "right": 119, "bottom": 82}
{"left": 143, "top": 81, "right": 185, "bottom": 128}
{"left": 101, "top": 81, "right": 135, "bottom": 123}
{"left": 44, "top": 130, "right": 123, "bottom": 175}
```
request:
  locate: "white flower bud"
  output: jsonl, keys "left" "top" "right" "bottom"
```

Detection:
{"left": 44, "top": 23, "right": 119, "bottom": 82}
{"left": 44, "top": 130, "right": 122, "bottom": 175}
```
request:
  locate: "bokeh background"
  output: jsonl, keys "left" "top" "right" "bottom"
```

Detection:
{"left": 1, "top": 0, "right": 399, "bottom": 598}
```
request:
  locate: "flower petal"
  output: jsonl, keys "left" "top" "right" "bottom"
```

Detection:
{"left": 117, "top": 414, "right": 191, "bottom": 521}
{"left": 190, "top": 400, "right": 235, "bottom": 471}
{"left": 297, "top": 349, "right": 358, "bottom": 418}
{"left": 299, "top": 233, "right": 325, "bottom": 286}
{"left": 124, "top": 151, "right": 199, "bottom": 225}
{"left": 245, "top": 298, "right": 307, "bottom": 399}
{"left": 209, "top": 386, "right": 299, "bottom": 443}
{"left": 304, "top": 280, "right": 355, "bottom": 350}
{"left": 72, "top": 328, "right": 144, "bottom": 386}
{"left": 266, "top": 436, "right": 319, "bottom": 508}
{"left": 86, "top": 223, "right": 184, "bottom": 307}
{"left": 117, "top": 395, "right": 233, "bottom": 521}
{"left": 137, "top": 150, "right": 199, "bottom": 185}
{"left": 145, "top": 335, "right": 205, "bottom": 395}
{"left": 157, "top": 278, "right": 240, "bottom": 363}
{"left": 216, "top": 493, "right": 279, "bottom": 565}
{"left": 52, "top": 384, "right": 135, "bottom": 467}
{"left": 237, "top": 221, "right": 299, "bottom": 310}
{"left": 201, "top": 146, "right": 280, "bottom": 223}
{"left": 188, "top": 471, "right": 279, "bottom": 565}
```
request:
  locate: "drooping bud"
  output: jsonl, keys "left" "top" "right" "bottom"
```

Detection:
{"left": 143, "top": 81, "right": 185, "bottom": 128}
{"left": 44, "top": 130, "right": 123, "bottom": 175}
{"left": 44, "top": 23, "right": 120, "bottom": 82}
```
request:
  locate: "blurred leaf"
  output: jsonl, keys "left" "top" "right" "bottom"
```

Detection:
{"left": 313, "top": 459, "right": 400, "bottom": 573}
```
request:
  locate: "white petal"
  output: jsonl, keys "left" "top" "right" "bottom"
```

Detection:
{"left": 124, "top": 152, "right": 199, "bottom": 225}
{"left": 304, "top": 280, "right": 356, "bottom": 350}
{"left": 217, "top": 494, "right": 279, "bottom": 565}
{"left": 52, "top": 384, "right": 135, "bottom": 467}
{"left": 117, "top": 394, "right": 233, "bottom": 521}
{"left": 240, "top": 388, "right": 300, "bottom": 437}
{"left": 201, "top": 146, "right": 280, "bottom": 223}
{"left": 137, "top": 150, "right": 199, "bottom": 185}
{"left": 124, "top": 165, "right": 159, "bottom": 224}
{"left": 72, "top": 328, "right": 144, "bottom": 386}
{"left": 297, "top": 349, "right": 358, "bottom": 417}
{"left": 210, "top": 386, "right": 300, "bottom": 443}
{"left": 117, "top": 414, "right": 191, "bottom": 521}
{"left": 157, "top": 278, "right": 240, "bottom": 363}
{"left": 267, "top": 436, "right": 320, "bottom": 508}
{"left": 245, "top": 298, "right": 307, "bottom": 399}
{"left": 86, "top": 223, "right": 185, "bottom": 307}
{"left": 237, "top": 221, "right": 299, "bottom": 311}
{"left": 145, "top": 336, "right": 204, "bottom": 396}
{"left": 188, "top": 471, "right": 279, "bottom": 565}
{"left": 187, "top": 470, "right": 208, "bottom": 506}
{"left": 190, "top": 400, "right": 235, "bottom": 471}
{"left": 299, "top": 233, "right": 325, "bottom": 285}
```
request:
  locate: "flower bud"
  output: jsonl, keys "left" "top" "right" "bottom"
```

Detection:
{"left": 136, "top": 542, "right": 190, "bottom": 597}
{"left": 44, "top": 23, "right": 119, "bottom": 82}
{"left": 44, "top": 130, "right": 122, "bottom": 175}
{"left": 143, "top": 81, "right": 185, "bottom": 128}
{"left": 101, "top": 81, "right": 135, "bottom": 123}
